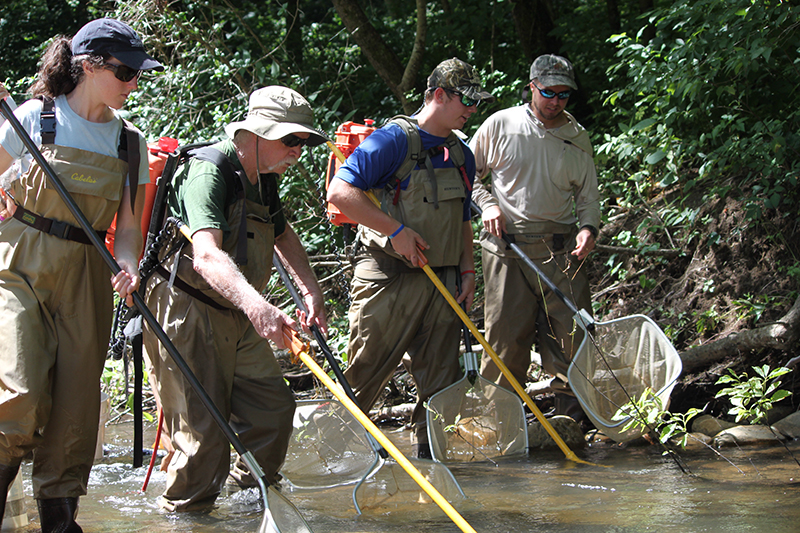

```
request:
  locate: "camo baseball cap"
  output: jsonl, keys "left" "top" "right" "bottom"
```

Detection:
{"left": 529, "top": 54, "right": 577, "bottom": 90}
{"left": 427, "top": 58, "right": 495, "bottom": 103}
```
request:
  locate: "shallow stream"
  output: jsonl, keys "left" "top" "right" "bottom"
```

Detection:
{"left": 8, "top": 420, "right": 800, "bottom": 532}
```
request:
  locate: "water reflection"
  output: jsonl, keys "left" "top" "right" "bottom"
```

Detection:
{"left": 10, "top": 421, "right": 800, "bottom": 532}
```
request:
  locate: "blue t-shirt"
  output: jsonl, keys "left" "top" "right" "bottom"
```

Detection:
{"left": 334, "top": 122, "right": 476, "bottom": 221}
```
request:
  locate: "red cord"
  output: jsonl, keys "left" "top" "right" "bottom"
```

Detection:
{"left": 141, "top": 407, "right": 164, "bottom": 492}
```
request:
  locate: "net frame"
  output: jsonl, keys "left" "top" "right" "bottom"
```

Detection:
{"left": 427, "top": 351, "right": 528, "bottom": 463}
{"left": 568, "top": 314, "right": 683, "bottom": 442}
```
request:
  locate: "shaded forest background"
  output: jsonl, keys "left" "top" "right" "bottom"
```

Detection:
{"left": 2, "top": 0, "right": 799, "bottom": 416}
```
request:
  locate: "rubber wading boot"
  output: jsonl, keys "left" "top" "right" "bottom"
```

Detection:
{"left": 1, "top": 462, "right": 21, "bottom": 528}
{"left": 37, "top": 497, "right": 83, "bottom": 533}
{"left": 411, "top": 442, "right": 433, "bottom": 460}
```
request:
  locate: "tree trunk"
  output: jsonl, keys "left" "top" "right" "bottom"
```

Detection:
{"left": 680, "top": 295, "right": 800, "bottom": 373}
{"left": 331, "top": 0, "right": 427, "bottom": 114}
{"left": 511, "top": 0, "right": 559, "bottom": 63}
{"left": 606, "top": 0, "right": 621, "bottom": 33}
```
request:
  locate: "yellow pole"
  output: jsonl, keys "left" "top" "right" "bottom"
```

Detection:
{"left": 283, "top": 328, "right": 477, "bottom": 533}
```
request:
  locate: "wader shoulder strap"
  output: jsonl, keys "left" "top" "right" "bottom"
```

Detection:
{"left": 39, "top": 97, "right": 56, "bottom": 145}
{"left": 188, "top": 146, "right": 249, "bottom": 265}
{"left": 38, "top": 97, "right": 141, "bottom": 211}
{"left": 387, "top": 115, "right": 472, "bottom": 208}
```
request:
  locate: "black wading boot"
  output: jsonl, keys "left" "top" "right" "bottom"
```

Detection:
{"left": 0, "top": 462, "right": 21, "bottom": 529}
{"left": 37, "top": 497, "right": 83, "bottom": 533}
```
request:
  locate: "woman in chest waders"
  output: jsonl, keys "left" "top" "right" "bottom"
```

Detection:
{"left": 0, "top": 18, "right": 163, "bottom": 532}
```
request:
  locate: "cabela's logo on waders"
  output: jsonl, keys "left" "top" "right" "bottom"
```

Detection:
{"left": 71, "top": 172, "right": 97, "bottom": 183}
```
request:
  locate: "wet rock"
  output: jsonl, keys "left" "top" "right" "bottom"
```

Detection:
{"left": 771, "top": 411, "right": 800, "bottom": 439}
{"left": 760, "top": 405, "right": 795, "bottom": 425}
{"left": 690, "top": 414, "right": 737, "bottom": 437}
{"left": 528, "top": 416, "right": 585, "bottom": 449}
{"left": 713, "top": 425, "right": 786, "bottom": 447}
{"left": 585, "top": 431, "right": 651, "bottom": 448}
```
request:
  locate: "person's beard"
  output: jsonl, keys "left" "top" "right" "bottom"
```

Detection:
{"left": 267, "top": 155, "right": 299, "bottom": 172}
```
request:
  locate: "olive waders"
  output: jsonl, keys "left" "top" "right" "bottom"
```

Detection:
{"left": 0, "top": 142, "right": 128, "bottom": 532}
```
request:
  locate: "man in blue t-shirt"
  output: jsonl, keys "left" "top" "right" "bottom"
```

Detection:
{"left": 328, "top": 58, "right": 494, "bottom": 459}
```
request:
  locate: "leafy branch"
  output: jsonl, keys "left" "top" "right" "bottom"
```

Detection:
{"left": 714, "top": 365, "right": 792, "bottom": 424}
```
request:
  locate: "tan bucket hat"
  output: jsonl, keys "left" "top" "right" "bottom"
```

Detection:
{"left": 224, "top": 86, "right": 331, "bottom": 147}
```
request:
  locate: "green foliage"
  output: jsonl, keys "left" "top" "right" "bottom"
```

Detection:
{"left": 732, "top": 293, "right": 787, "bottom": 324}
{"left": 102, "top": 357, "right": 154, "bottom": 422}
{"left": 601, "top": 0, "right": 800, "bottom": 225}
{"left": 612, "top": 387, "right": 702, "bottom": 449}
{"left": 693, "top": 305, "right": 720, "bottom": 336}
{"left": 715, "top": 365, "right": 792, "bottom": 424}
{"left": 0, "top": 0, "right": 113, "bottom": 91}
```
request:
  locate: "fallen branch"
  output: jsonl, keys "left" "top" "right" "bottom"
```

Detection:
{"left": 595, "top": 243, "right": 681, "bottom": 258}
{"left": 680, "top": 294, "right": 800, "bottom": 372}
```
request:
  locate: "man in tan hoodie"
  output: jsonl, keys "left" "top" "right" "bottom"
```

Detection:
{"left": 470, "top": 54, "right": 600, "bottom": 421}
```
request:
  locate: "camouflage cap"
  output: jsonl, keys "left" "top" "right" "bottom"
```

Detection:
{"left": 427, "top": 58, "right": 495, "bottom": 103}
{"left": 529, "top": 54, "right": 577, "bottom": 90}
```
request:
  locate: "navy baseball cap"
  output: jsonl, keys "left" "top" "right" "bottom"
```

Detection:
{"left": 71, "top": 18, "right": 164, "bottom": 71}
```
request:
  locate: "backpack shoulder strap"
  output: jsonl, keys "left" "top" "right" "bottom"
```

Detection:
{"left": 387, "top": 115, "right": 423, "bottom": 185}
{"left": 189, "top": 145, "right": 243, "bottom": 193}
{"left": 187, "top": 145, "right": 248, "bottom": 264}
{"left": 117, "top": 120, "right": 141, "bottom": 212}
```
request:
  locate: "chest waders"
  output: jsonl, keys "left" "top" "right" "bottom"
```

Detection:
{"left": 356, "top": 116, "right": 470, "bottom": 270}
{"left": 0, "top": 98, "right": 135, "bottom": 521}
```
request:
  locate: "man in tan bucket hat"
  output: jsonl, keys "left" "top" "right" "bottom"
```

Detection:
{"left": 143, "top": 86, "right": 329, "bottom": 511}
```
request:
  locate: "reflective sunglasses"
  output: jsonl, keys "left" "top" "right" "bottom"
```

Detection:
{"left": 446, "top": 89, "right": 481, "bottom": 108}
{"left": 280, "top": 133, "right": 310, "bottom": 148}
{"left": 531, "top": 80, "right": 572, "bottom": 100}
{"left": 100, "top": 62, "right": 141, "bottom": 83}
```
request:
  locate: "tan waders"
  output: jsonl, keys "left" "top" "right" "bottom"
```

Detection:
{"left": 143, "top": 194, "right": 296, "bottom": 511}
{"left": 345, "top": 260, "right": 463, "bottom": 454}
{"left": 478, "top": 226, "right": 592, "bottom": 395}
{"left": 0, "top": 146, "right": 127, "bottom": 531}
{"left": 345, "top": 119, "right": 468, "bottom": 457}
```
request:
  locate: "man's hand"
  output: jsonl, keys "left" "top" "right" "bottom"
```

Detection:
{"left": 298, "top": 290, "right": 328, "bottom": 337}
{"left": 0, "top": 189, "right": 16, "bottom": 221}
{"left": 571, "top": 228, "right": 596, "bottom": 261}
{"left": 389, "top": 225, "right": 430, "bottom": 268}
{"left": 247, "top": 299, "right": 298, "bottom": 350}
{"left": 456, "top": 271, "right": 476, "bottom": 309}
{"left": 481, "top": 205, "right": 506, "bottom": 238}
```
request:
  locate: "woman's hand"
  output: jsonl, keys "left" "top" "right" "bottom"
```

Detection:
{"left": 0, "top": 188, "right": 17, "bottom": 221}
{"left": 111, "top": 259, "right": 140, "bottom": 307}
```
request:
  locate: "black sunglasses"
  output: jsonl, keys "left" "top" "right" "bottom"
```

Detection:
{"left": 280, "top": 134, "right": 310, "bottom": 148}
{"left": 100, "top": 62, "right": 141, "bottom": 83}
{"left": 446, "top": 89, "right": 481, "bottom": 108}
{"left": 531, "top": 80, "right": 572, "bottom": 100}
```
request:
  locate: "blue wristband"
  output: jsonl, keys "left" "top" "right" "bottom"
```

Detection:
{"left": 389, "top": 224, "right": 404, "bottom": 239}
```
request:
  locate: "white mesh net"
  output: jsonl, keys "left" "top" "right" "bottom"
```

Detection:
{"left": 427, "top": 352, "right": 528, "bottom": 462}
{"left": 568, "top": 314, "right": 683, "bottom": 442}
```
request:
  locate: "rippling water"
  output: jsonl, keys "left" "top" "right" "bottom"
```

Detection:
{"left": 9, "top": 420, "right": 800, "bottom": 532}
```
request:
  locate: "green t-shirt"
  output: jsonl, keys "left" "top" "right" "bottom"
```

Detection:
{"left": 167, "top": 139, "right": 286, "bottom": 239}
